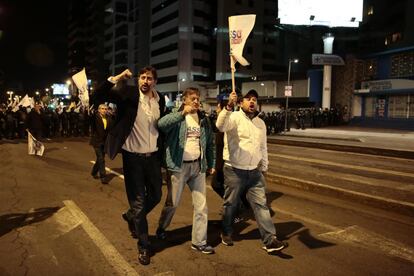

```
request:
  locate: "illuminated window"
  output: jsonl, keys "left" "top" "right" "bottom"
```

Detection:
{"left": 367, "top": 6, "right": 374, "bottom": 15}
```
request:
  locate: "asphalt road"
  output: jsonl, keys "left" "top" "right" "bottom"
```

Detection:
{"left": 0, "top": 138, "right": 413, "bottom": 275}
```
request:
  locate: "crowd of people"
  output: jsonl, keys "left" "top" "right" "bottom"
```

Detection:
{"left": 0, "top": 102, "right": 116, "bottom": 140}
{"left": 261, "top": 106, "right": 350, "bottom": 134}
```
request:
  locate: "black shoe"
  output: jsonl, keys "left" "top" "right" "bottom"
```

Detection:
{"left": 138, "top": 247, "right": 150, "bottom": 265}
{"left": 221, "top": 233, "right": 233, "bottom": 246}
{"left": 100, "top": 176, "right": 108, "bottom": 184}
{"left": 122, "top": 213, "right": 137, "bottom": 239}
{"left": 91, "top": 172, "right": 99, "bottom": 179}
{"left": 156, "top": 227, "right": 166, "bottom": 240}
{"left": 262, "top": 236, "right": 287, "bottom": 253}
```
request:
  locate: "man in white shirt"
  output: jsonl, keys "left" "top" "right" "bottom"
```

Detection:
{"left": 93, "top": 66, "right": 166, "bottom": 265}
{"left": 155, "top": 87, "right": 216, "bottom": 254}
{"left": 216, "top": 89, "right": 287, "bottom": 254}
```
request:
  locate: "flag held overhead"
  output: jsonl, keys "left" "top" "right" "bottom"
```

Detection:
{"left": 72, "top": 68, "right": 89, "bottom": 107}
{"left": 228, "top": 14, "right": 256, "bottom": 67}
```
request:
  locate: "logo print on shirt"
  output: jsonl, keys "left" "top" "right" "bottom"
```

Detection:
{"left": 187, "top": 126, "right": 200, "bottom": 138}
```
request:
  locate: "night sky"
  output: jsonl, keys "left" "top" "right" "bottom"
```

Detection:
{"left": 0, "top": 0, "right": 67, "bottom": 93}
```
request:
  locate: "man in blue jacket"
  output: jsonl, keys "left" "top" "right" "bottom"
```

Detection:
{"left": 93, "top": 66, "right": 166, "bottom": 265}
{"left": 156, "top": 87, "right": 216, "bottom": 254}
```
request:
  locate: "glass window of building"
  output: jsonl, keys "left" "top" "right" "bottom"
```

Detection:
{"left": 364, "top": 97, "right": 375, "bottom": 117}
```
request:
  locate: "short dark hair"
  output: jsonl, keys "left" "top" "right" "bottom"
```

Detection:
{"left": 218, "top": 99, "right": 229, "bottom": 108}
{"left": 138, "top": 66, "right": 157, "bottom": 80}
{"left": 182, "top": 87, "right": 200, "bottom": 99}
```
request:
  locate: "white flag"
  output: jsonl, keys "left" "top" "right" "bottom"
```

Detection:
{"left": 228, "top": 14, "right": 256, "bottom": 67}
{"left": 12, "top": 94, "right": 33, "bottom": 112}
{"left": 71, "top": 68, "right": 89, "bottom": 107}
{"left": 18, "top": 94, "right": 32, "bottom": 107}
{"left": 27, "top": 131, "right": 45, "bottom": 156}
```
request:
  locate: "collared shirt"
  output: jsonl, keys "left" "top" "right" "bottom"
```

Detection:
{"left": 216, "top": 108, "right": 268, "bottom": 171}
{"left": 122, "top": 89, "right": 160, "bottom": 153}
{"left": 102, "top": 117, "right": 107, "bottom": 130}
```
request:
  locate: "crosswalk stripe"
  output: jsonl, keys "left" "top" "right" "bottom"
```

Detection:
{"left": 63, "top": 200, "right": 138, "bottom": 276}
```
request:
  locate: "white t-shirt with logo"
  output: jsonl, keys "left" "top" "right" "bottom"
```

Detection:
{"left": 183, "top": 113, "right": 201, "bottom": 161}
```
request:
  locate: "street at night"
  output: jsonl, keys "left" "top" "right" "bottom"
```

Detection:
{"left": 1, "top": 136, "right": 413, "bottom": 275}
{"left": 1, "top": 0, "right": 414, "bottom": 275}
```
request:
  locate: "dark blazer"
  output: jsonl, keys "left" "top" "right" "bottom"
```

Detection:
{"left": 93, "top": 80, "right": 166, "bottom": 160}
{"left": 89, "top": 113, "right": 112, "bottom": 147}
{"left": 27, "top": 110, "right": 43, "bottom": 132}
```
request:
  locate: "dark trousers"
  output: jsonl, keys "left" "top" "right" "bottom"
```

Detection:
{"left": 92, "top": 145, "right": 106, "bottom": 178}
{"left": 122, "top": 150, "right": 162, "bottom": 248}
{"left": 30, "top": 128, "right": 43, "bottom": 140}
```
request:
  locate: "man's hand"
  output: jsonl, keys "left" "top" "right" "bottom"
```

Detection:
{"left": 226, "top": 91, "right": 238, "bottom": 110}
{"left": 208, "top": 168, "right": 216, "bottom": 175}
{"left": 182, "top": 104, "right": 197, "bottom": 116}
{"left": 113, "top": 69, "right": 132, "bottom": 82}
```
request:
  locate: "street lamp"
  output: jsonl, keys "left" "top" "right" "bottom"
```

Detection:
{"left": 177, "top": 78, "right": 186, "bottom": 107}
{"left": 284, "top": 58, "right": 299, "bottom": 133}
{"left": 177, "top": 78, "right": 186, "bottom": 93}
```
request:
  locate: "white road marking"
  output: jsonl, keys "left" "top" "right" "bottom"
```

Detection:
{"left": 90, "top": 161, "right": 124, "bottom": 179}
{"left": 63, "top": 200, "right": 138, "bottom": 276}
{"left": 268, "top": 153, "right": 414, "bottom": 178}
{"left": 320, "top": 225, "right": 414, "bottom": 263}
{"left": 272, "top": 204, "right": 414, "bottom": 263}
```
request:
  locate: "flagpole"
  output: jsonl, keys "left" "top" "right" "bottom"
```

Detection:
{"left": 230, "top": 55, "right": 236, "bottom": 93}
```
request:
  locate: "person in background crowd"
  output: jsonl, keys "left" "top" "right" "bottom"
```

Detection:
{"left": 93, "top": 66, "right": 166, "bottom": 265}
{"left": 155, "top": 87, "right": 216, "bottom": 254}
{"left": 216, "top": 89, "right": 287, "bottom": 254}
{"left": 90, "top": 104, "right": 112, "bottom": 184}
{"left": 16, "top": 106, "right": 27, "bottom": 139}
{"left": 26, "top": 103, "right": 44, "bottom": 140}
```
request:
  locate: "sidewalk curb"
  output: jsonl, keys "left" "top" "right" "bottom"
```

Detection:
{"left": 268, "top": 137, "right": 414, "bottom": 160}
{"left": 267, "top": 173, "right": 414, "bottom": 217}
{"left": 282, "top": 134, "right": 363, "bottom": 142}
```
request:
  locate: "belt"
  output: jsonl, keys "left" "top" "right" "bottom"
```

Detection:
{"left": 133, "top": 151, "right": 157, "bottom": 157}
{"left": 183, "top": 158, "right": 200, "bottom": 163}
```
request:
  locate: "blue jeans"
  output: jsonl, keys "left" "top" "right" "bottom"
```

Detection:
{"left": 222, "top": 165, "right": 276, "bottom": 245}
{"left": 122, "top": 150, "right": 162, "bottom": 247}
{"left": 158, "top": 161, "right": 208, "bottom": 246}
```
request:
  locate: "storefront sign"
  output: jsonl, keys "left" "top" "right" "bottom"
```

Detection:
{"left": 312, "top": 54, "right": 345, "bottom": 65}
{"left": 284, "top": 85, "right": 292, "bottom": 97}
{"left": 361, "top": 79, "right": 414, "bottom": 91}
